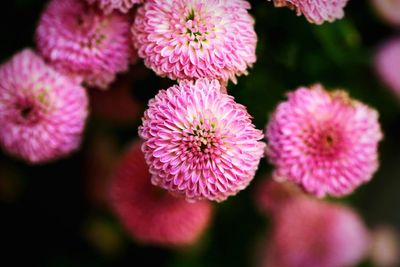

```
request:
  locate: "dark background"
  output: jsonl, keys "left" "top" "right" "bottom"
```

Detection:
{"left": 0, "top": 0, "right": 399, "bottom": 266}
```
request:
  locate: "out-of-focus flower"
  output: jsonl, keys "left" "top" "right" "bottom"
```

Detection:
{"left": 132, "top": 0, "right": 257, "bottom": 84}
{"left": 265, "top": 84, "right": 383, "bottom": 197}
{"left": 0, "top": 49, "right": 88, "bottom": 164}
{"left": 375, "top": 38, "right": 400, "bottom": 98}
{"left": 86, "top": 0, "right": 142, "bottom": 14}
{"left": 89, "top": 71, "right": 142, "bottom": 125}
{"left": 371, "top": 0, "right": 400, "bottom": 27}
{"left": 110, "top": 141, "right": 213, "bottom": 246}
{"left": 263, "top": 197, "right": 370, "bottom": 267}
{"left": 139, "top": 79, "right": 265, "bottom": 202}
{"left": 255, "top": 177, "right": 302, "bottom": 215}
{"left": 370, "top": 225, "right": 400, "bottom": 267}
{"left": 36, "top": 0, "right": 132, "bottom": 89}
{"left": 268, "top": 0, "right": 349, "bottom": 25}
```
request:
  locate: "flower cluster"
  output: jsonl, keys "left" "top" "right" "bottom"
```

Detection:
{"left": 265, "top": 84, "right": 383, "bottom": 197}
{"left": 268, "top": 0, "right": 349, "bottom": 24}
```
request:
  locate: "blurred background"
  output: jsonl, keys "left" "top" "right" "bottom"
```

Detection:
{"left": 0, "top": 0, "right": 399, "bottom": 266}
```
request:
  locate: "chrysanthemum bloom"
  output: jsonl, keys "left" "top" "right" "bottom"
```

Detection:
{"left": 132, "top": 0, "right": 257, "bottom": 84}
{"left": 263, "top": 197, "right": 370, "bottom": 267}
{"left": 87, "top": 0, "right": 142, "bottom": 14}
{"left": 372, "top": 0, "right": 400, "bottom": 27}
{"left": 110, "top": 141, "right": 213, "bottom": 246}
{"left": 268, "top": 0, "right": 349, "bottom": 25}
{"left": 265, "top": 84, "right": 383, "bottom": 197}
{"left": 375, "top": 38, "right": 400, "bottom": 98}
{"left": 36, "top": 0, "right": 132, "bottom": 89}
{"left": 139, "top": 79, "right": 265, "bottom": 202}
{"left": 0, "top": 49, "right": 88, "bottom": 163}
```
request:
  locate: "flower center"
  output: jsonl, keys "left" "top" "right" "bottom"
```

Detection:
{"left": 181, "top": 118, "right": 223, "bottom": 163}
{"left": 182, "top": 7, "right": 215, "bottom": 45}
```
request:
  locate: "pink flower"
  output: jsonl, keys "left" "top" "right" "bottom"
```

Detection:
{"left": 268, "top": 0, "right": 349, "bottom": 25}
{"left": 265, "top": 84, "right": 383, "bottom": 197}
{"left": 375, "top": 38, "right": 400, "bottom": 98}
{"left": 36, "top": 0, "right": 132, "bottom": 89}
{"left": 110, "top": 141, "right": 213, "bottom": 246}
{"left": 371, "top": 0, "right": 400, "bottom": 27}
{"left": 87, "top": 0, "right": 142, "bottom": 14}
{"left": 263, "top": 197, "right": 370, "bottom": 267}
{"left": 255, "top": 178, "right": 302, "bottom": 215}
{"left": 0, "top": 49, "right": 88, "bottom": 164}
{"left": 139, "top": 79, "right": 265, "bottom": 202}
{"left": 132, "top": 0, "right": 257, "bottom": 84}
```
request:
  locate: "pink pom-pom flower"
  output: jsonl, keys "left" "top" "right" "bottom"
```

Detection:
{"left": 132, "top": 0, "right": 257, "bottom": 84}
{"left": 139, "top": 79, "right": 265, "bottom": 202}
{"left": 375, "top": 38, "right": 400, "bottom": 98}
{"left": 110, "top": 141, "right": 213, "bottom": 246}
{"left": 265, "top": 84, "right": 383, "bottom": 197}
{"left": 36, "top": 0, "right": 132, "bottom": 89}
{"left": 268, "top": 0, "right": 349, "bottom": 25}
{"left": 372, "top": 0, "right": 400, "bottom": 27}
{"left": 0, "top": 49, "right": 88, "bottom": 164}
{"left": 86, "top": 0, "right": 142, "bottom": 14}
{"left": 263, "top": 197, "right": 370, "bottom": 267}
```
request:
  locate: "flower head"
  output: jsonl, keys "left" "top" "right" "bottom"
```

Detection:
{"left": 132, "top": 0, "right": 257, "bottom": 84}
{"left": 110, "top": 141, "right": 213, "bottom": 246}
{"left": 87, "top": 0, "right": 142, "bottom": 14}
{"left": 265, "top": 84, "right": 383, "bottom": 197}
{"left": 372, "top": 0, "right": 400, "bottom": 27}
{"left": 139, "top": 79, "right": 265, "bottom": 202}
{"left": 375, "top": 38, "right": 400, "bottom": 98}
{"left": 0, "top": 49, "right": 88, "bottom": 163}
{"left": 36, "top": 0, "right": 132, "bottom": 89}
{"left": 268, "top": 0, "right": 349, "bottom": 25}
{"left": 263, "top": 197, "right": 369, "bottom": 267}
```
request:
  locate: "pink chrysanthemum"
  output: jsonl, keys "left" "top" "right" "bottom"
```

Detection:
{"left": 0, "top": 49, "right": 88, "bottom": 163}
{"left": 265, "top": 84, "right": 383, "bottom": 197}
{"left": 372, "top": 0, "right": 400, "bottom": 27}
{"left": 139, "top": 79, "right": 265, "bottom": 202}
{"left": 375, "top": 38, "right": 400, "bottom": 98}
{"left": 263, "top": 197, "right": 369, "bottom": 267}
{"left": 87, "top": 0, "right": 142, "bottom": 14}
{"left": 36, "top": 0, "right": 132, "bottom": 89}
{"left": 110, "top": 141, "right": 213, "bottom": 246}
{"left": 268, "top": 0, "right": 349, "bottom": 25}
{"left": 132, "top": 0, "right": 257, "bottom": 84}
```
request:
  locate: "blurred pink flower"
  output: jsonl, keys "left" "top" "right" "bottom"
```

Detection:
{"left": 132, "top": 0, "right": 257, "bottom": 84}
{"left": 265, "top": 84, "right": 383, "bottom": 197}
{"left": 375, "top": 38, "right": 400, "bottom": 98}
{"left": 139, "top": 79, "right": 265, "bottom": 202}
{"left": 371, "top": 0, "right": 400, "bottom": 27}
{"left": 255, "top": 178, "right": 302, "bottom": 215}
{"left": 263, "top": 197, "right": 369, "bottom": 267}
{"left": 110, "top": 141, "right": 213, "bottom": 246}
{"left": 87, "top": 0, "right": 142, "bottom": 14}
{"left": 0, "top": 49, "right": 88, "bottom": 164}
{"left": 268, "top": 0, "right": 349, "bottom": 25}
{"left": 36, "top": 0, "right": 132, "bottom": 89}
